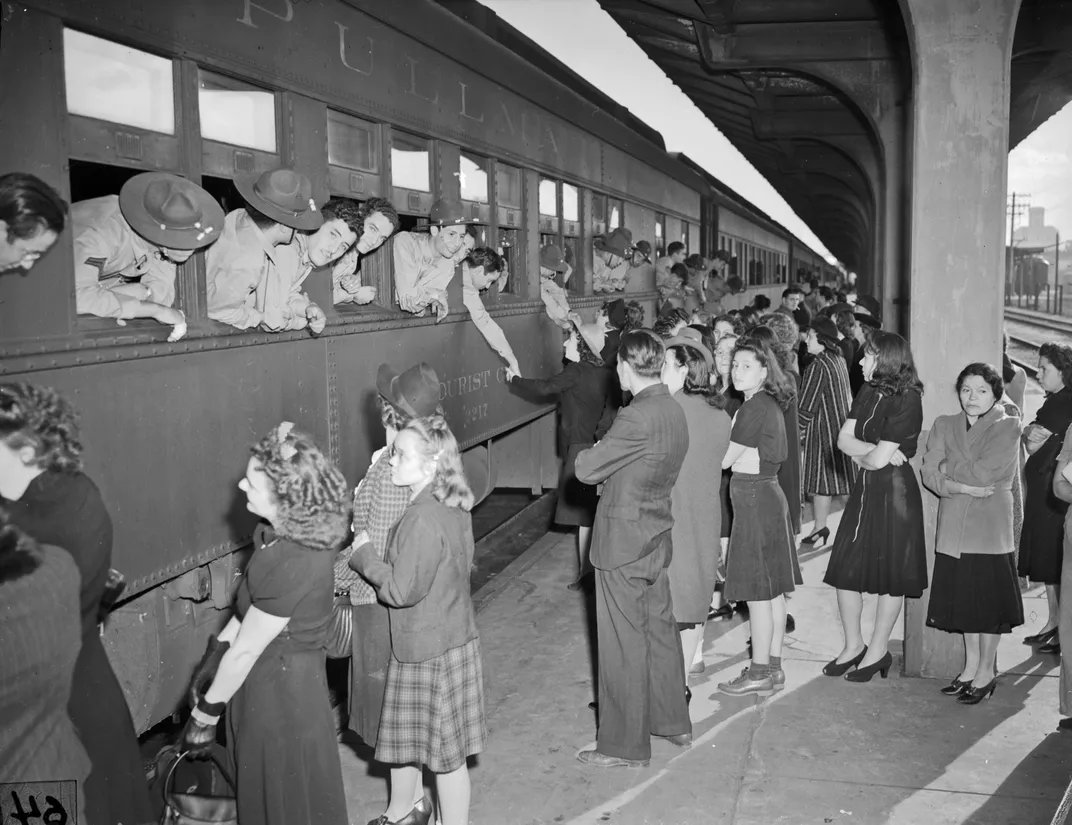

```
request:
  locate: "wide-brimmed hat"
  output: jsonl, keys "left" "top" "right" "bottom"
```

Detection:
{"left": 572, "top": 322, "right": 607, "bottom": 358}
{"left": 235, "top": 168, "right": 323, "bottom": 231}
{"left": 665, "top": 327, "right": 713, "bottom": 370}
{"left": 539, "top": 244, "right": 569, "bottom": 273}
{"left": 594, "top": 227, "right": 633, "bottom": 258}
{"left": 377, "top": 362, "right": 441, "bottom": 419}
{"left": 429, "top": 199, "right": 468, "bottom": 227}
{"left": 855, "top": 294, "right": 882, "bottom": 319}
{"left": 807, "top": 316, "right": 840, "bottom": 344}
{"left": 119, "top": 173, "right": 225, "bottom": 250}
{"left": 633, "top": 240, "right": 653, "bottom": 263}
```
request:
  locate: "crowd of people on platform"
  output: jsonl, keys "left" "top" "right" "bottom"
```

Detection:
{"left": 5, "top": 167, "right": 1072, "bottom": 823}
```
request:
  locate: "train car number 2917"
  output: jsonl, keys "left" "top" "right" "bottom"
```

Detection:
{"left": 464, "top": 404, "right": 489, "bottom": 426}
{"left": 1, "top": 782, "right": 77, "bottom": 825}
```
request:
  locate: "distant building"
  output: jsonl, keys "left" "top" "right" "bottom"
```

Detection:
{"left": 1013, "top": 206, "right": 1059, "bottom": 252}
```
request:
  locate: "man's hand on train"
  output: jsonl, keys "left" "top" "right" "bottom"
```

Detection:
{"left": 306, "top": 303, "right": 327, "bottom": 334}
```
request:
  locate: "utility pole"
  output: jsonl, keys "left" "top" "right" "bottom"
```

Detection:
{"left": 1007, "top": 193, "right": 1030, "bottom": 297}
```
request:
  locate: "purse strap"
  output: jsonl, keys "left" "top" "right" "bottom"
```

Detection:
{"left": 163, "top": 748, "right": 237, "bottom": 798}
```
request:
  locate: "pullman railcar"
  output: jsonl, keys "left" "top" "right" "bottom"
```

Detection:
{"left": 0, "top": 0, "right": 717, "bottom": 731}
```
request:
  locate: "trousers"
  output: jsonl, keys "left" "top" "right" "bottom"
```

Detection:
{"left": 595, "top": 541, "right": 691, "bottom": 760}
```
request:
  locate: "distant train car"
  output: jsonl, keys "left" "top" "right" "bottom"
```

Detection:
{"left": 0, "top": 0, "right": 717, "bottom": 732}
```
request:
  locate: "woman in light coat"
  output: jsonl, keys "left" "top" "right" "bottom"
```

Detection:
{"left": 922, "top": 363, "right": 1024, "bottom": 704}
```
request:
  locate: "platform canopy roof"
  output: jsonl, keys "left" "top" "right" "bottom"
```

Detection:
{"left": 597, "top": 0, "right": 1072, "bottom": 273}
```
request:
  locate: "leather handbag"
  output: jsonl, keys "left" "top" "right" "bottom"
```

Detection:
{"left": 161, "top": 749, "right": 237, "bottom": 825}
{"left": 324, "top": 592, "right": 353, "bottom": 659}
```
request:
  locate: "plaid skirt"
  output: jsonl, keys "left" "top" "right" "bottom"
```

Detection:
{"left": 375, "top": 637, "right": 487, "bottom": 773}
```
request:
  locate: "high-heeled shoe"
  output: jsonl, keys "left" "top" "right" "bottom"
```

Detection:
{"left": 800, "top": 527, "right": 831, "bottom": 547}
{"left": 957, "top": 678, "right": 997, "bottom": 705}
{"left": 844, "top": 651, "right": 892, "bottom": 682}
{"left": 1024, "top": 627, "right": 1058, "bottom": 646}
{"left": 366, "top": 796, "right": 433, "bottom": 825}
{"left": 685, "top": 686, "right": 692, "bottom": 706}
{"left": 822, "top": 646, "right": 867, "bottom": 677}
{"left": 940, "top": 677, "right": 972, "bottom": 696}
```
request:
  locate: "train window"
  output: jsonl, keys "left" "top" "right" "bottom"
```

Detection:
{"left": 391, "top": 132, "right": 431, "bottom": 192}
{"left": 459, "top": 151, "right": 489, "bottom": 204}
{"left": 608, "top": 199, "right": 623, "bottom": 230}
{"left": 327, "top": 110, "right": 379, "bottom": 173}
{"left": 498, "top": 228, "right": 521, "bottom": 296}
{"left": 63, "top": 29, "right": 175, "bottom": 135}
{"left": 198, "top": 70, "right": 276, "bottom": 152}
{"left": 538, "top": 178, "right": 558, "bottom": 218}
{"left": 681, "top": 222, "right": 689, "bottom": 253}
{"left": 654, "top": 213, "right": 666, "bottom": 258}
{"left": 496, "top": 163, "right": 522, "bottom": 210}
{"left": 562, "top": 184, "right": 579, "bottom": 223}
{"left": 592, "top": 193, "right": 607, "bottom": 237}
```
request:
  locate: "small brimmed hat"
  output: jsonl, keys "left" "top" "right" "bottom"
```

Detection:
{"left": 665, "top": 327, "right": 714, "bottom": 370}
{"left": 855, "top": 294, "right": 882, "bottom": 319}
{"left": 572, "top": 322, "right": 607, "bottom": 358}
{"left": 119, "top": 173, "right": 225, "bottom": 250}
{"left": 377, "top": 362, "right": 441, "bottom": 418}
{"left": 429, "top": 199, "right": 468, "bottom": 227}
{"left": 594, "top": 227, "right": 633, "bottom": 258}
{"left": 633, "top": 240, "right": 653, "bottom": 263}
{"left": 808, "top": 316, "right": 840, "bottom": 344}
{"left": 235, "top": 168, "right": 323, "bottom": 231}
{"left": 539, "top": 244, "right": 569, "bottom": 273}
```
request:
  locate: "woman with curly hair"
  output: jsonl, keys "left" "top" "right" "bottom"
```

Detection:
{"left": 0, "top": 510, "right": 89, "bottom": 825}
{"left": 823, "top": 331, "right": 927, "bottom": 682}
{"left": 713, "top": 313, "right": 744, "bottom": 341}
{"left": 661, "top": 332, "right": 731, "bottom": 696}
{"left": 0, "top": 382, "right": 154, "bottom": 825}
{"left": 1018, "top": 342, "right": 1072, "bottom": 651}
{"left": 182, "top": 422, "right": 351, "bottom": 825}
{"left": 509, "top": 322, "right": 610, "bottom": 589}
{"left": 716, "top": 338, "right": 802, "bottom": 697}
{"left": 352, "top": 415, "right": 485, "bottom": 825}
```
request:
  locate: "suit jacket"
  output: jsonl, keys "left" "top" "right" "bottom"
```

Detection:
{"left": 575, "top": 383, "right": 688, "bottom": 570}
{"left": 921, "top": 406, "right": 1021, "bottom": 558}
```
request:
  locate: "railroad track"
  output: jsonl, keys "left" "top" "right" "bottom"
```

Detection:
{"left": 1002, "top": 306, "right": 1072, "bottom": 378}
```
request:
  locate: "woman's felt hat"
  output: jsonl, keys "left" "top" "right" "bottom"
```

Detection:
{"left": 665, "top": 327, "right": 714, "bottom": 370}
{"left": 377, "top": 362, "right": 442, "bottom": 418}
{"left": 119, "top": 173, "right": 225, "bottom": 250}
{"left": 235, "top": 168, "right": 323, "bottom": 231}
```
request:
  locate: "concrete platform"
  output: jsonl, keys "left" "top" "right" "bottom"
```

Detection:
{"left": 336, "top": 508, "right": 1072, "bottom": 825}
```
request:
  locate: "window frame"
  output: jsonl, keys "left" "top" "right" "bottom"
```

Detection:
{"left": 326, "top": 109, "right": 384, "bottom": 200}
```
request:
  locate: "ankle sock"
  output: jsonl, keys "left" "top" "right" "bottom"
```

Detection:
{"left": 748, "top": 663, "right": 770, "bottom": 679}
{"left": 770, "top": 656, "right": 782, "bottom": 670}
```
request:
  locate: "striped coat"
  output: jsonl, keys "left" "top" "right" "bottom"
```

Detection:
{"left": 799, "top": 349, "right": 858, "bottom": 496}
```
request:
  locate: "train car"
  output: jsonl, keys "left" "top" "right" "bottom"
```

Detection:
{"left": 0, "top": 0, "right": 709, "bottom": 732}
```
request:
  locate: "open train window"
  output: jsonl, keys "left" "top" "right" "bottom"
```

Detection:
{"left": 459, "top": 151, "right": 490, "bottom": 226}
{"left": 389, "top": 130, "right": 433, "bottom": 218}
{"left": 654, "top": 213, "right": 666, "bottom": 259}
{"left": 562, "top": 184, "right": 581, "bottom": 293}
{"left": 198, "top": 70, "right": 281, "bottom": 179}
{"left": 327, "top": 109, "right": 383, "bottom": 199}
{"left": 495, "top": 163, "right": 523, "bottom": 296}
{"left": 592, "top": 194, "right": 607, "bottom": 238}
{"left": 608, "top": 199, "right": 623, "bottom": 231}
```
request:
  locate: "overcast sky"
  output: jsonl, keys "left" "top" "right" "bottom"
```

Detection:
{"left": 483, "top": 0, "right": 1070, "bottom": 264}
{"left": 1008, "top": 104, "right": 1072, "bottom": 243}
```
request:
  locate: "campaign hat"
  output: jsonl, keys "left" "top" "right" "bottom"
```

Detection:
{"left": 377, "top": 362, "right": 441, "bottom": 419}
{"left": 633, "top": 240, "right": 653, "bottom": 263}
{"left": 429, "top": 199, "right": 468, "bottom": 227}
{"left": 539, "top": 244, "right": 570, "bottom": 273}
{"left": 235, "top": 168, "right": 323, "bottom": 231}
{"left": 119, "top": 173, "right": 225, "bottom": 250}
{"left": 594, "top": 227, "right": 633, "bottom": 258}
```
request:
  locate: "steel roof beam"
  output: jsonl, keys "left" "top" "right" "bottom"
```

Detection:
{"left": 697, "top": 20, "right": 893, "bottom": 65}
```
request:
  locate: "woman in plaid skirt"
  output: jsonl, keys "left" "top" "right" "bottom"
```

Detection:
{"left": 353, "top": 415, "right": 486, "bottom": 825}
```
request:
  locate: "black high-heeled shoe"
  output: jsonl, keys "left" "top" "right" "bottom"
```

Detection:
{"left": 800, "top": 527, "right": 831, "bottom": 547}
{"left": 940, "top": 677, "right": 972, "bottom": 696}
{"left": 844, "top": 651, "right": 892, "bottom": 683}
{"left": 685, "top": 686, "right": 692, "bottom": 706}
{"left": 822, "top": 646, "right": 867, "bottom": 677}
{"left": 367, "top": 796, "right": 433, "bottom": 825}
{"left": 957, "top": 678, "right": 997, "bottom": 705}
{"left": 1024, "top": 627, "right": 1058, "bottom": 646}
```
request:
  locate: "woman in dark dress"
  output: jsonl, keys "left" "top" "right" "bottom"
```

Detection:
{"left": 182, "top": 422, "right": 350, "bottom": 825}
{"left": 0, "top": 512, "right": 90, "bottom": 825}
{"left": 0, "top": 382, "right": 154, "bottom": 825}
{"left": 508, "top": 321, "right": 610, "bottom": 589}
{"left": 823, "top": 331, "right": 927, "bottom": 682}
{"left": 1018, "top": 342, "right": 1072, "bottom": 650}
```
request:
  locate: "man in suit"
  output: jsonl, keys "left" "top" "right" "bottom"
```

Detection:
{"left": 574, "top": 329, "right": 691, "bottom": 767}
